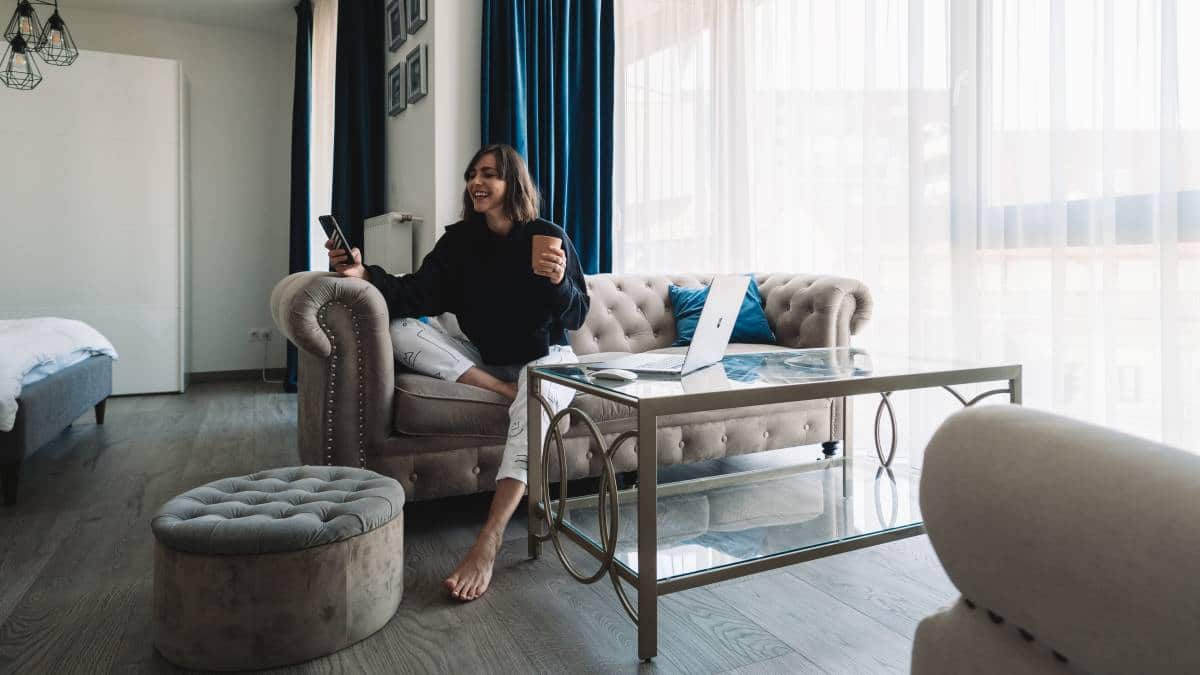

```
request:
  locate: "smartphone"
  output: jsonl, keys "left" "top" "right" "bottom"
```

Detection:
{"left": 318, "top": 215, "right": 355, "bottom": 266}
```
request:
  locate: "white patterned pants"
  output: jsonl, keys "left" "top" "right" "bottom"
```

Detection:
{"left": 389, "top": 318, "right": 578, "bottom": 485}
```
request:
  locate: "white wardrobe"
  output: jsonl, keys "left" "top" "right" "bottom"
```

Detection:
{"left": 0, "top": 50, "right": 186, "bottom": 394}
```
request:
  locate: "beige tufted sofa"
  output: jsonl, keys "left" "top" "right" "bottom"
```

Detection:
{"left": 271, "top": 272, "right": 872, "bottom": 501}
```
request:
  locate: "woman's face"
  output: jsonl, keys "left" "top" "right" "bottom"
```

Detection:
{"left": 466, "top": 152, "right": 507, "bottom": 216}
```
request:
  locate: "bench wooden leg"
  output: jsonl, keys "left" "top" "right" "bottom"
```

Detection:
{"left": 1, "top": 460, "right": 18, "bottom": 507}
{"left": 95, "top": 398, "right": 107, "bottom": 425}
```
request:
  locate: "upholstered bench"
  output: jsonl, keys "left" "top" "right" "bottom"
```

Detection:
{"left": 150, "top": 466, "right": 405, "bottom": 671}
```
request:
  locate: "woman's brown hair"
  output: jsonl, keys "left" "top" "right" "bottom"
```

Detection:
{"left": 461, "top": 144, "right": 541, "bottom": 223}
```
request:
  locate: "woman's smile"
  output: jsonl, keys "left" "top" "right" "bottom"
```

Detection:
{"left": 466, "top": 154, "right": 508, "bottom": 227}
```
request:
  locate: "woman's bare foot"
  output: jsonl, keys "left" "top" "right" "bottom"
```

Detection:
{"left": 444, "top": 529, "right": 502, "bottom": 601}
{"left": 445, "top": 479, "right": 525, "bottom": 602}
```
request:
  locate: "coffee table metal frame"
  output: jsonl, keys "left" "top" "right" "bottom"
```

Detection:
{"left": 526, "top": 358, "right": 1022, "bottom": 661}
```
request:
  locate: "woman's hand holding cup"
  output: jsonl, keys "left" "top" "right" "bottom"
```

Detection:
{"left": 532, "top": 235, "right": 566, "bottom": 284}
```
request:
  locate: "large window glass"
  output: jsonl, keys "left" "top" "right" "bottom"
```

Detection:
{"left": 616, "top": 0, "right": 1200, "bottom": 456}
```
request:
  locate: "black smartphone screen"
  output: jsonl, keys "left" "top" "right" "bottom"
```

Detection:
{"left": 318, "top": 215, "right": 352, "bottom": 252}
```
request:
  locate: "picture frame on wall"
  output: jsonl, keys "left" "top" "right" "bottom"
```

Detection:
{"left": 387, "top": 62, "right": 406, "bottom": 116}
{"left": 404, "top": 0, "right": 427, "bottom": 34}
{"left": 405, "top": 44, "right": 428, "bottom": 104}
{"left": 386, "top": 0, "right": 406, "bottom": 52}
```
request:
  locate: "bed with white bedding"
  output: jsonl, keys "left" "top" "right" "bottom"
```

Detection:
{"left": 0, "top": 318, "right": 118, "bottom": 506}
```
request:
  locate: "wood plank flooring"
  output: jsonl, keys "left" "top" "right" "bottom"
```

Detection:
{"left": 0, "top": 381, "right": 957, "bottom": 674}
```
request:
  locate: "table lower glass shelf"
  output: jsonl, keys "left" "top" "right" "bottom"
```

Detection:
{"left": 544, "top": 449, "right": 922, "bottom": 582}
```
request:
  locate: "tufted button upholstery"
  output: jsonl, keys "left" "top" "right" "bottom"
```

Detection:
{"left": 151, "top": 466, "right": 405, "bottom": 555}
{"left": 569, "top": 273, "right": 873, "bottom": 355}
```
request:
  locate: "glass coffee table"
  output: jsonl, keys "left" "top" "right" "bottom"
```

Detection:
{"left": 526, "top": 348, "right": 1021, "bottom": 661}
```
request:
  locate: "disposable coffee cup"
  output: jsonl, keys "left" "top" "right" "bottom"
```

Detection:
{"left": 532, "top": 234, "right": 563, "bottom": 267}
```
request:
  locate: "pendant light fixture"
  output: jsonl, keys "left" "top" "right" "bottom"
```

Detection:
{"left": 0, "top": 34, "right": 41, "bottom": 90}
{"left": 3, "top": 0, "right": 43, "bottom": 48}
{"left": 2, "top": 0, "right": 77, "bottom": 91}
{"left": 38, "top": 4, "right": 75, "bottom": 65}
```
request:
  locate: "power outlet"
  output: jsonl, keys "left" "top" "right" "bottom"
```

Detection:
{"left": 248, "top": 328, "right": 273, "bottom": 342}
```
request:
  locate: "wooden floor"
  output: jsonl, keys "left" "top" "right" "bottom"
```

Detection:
{"left": 0, "top": 381, "right": 957, "bottom": 674}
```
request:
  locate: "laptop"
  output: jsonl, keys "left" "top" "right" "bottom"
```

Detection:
{"left": 595, "top": 275, "right": 750, "bottom": 375}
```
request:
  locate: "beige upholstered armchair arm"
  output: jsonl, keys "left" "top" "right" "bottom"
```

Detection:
{"left": 760, "top": 274, "right": 873, "bottom": 348}
{"left": 915, "top": 406, "right": 1200, "bottom": 674}
{"left": 270, "top": 272, "right": 395, "bottom": 468}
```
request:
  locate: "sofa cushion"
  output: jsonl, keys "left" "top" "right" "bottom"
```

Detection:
{"left": 392, "top": 372, "right": 572, "bottom": 439}
{"left": 392, "top": 373, "right": 511, "bottom": 439}
{"left": 668, "top": 279, "right": 776, "bottom": 346}
{"left": 383, "top": 370, "right": 656, "bottom": 442}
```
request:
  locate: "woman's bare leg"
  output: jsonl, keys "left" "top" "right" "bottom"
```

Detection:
{"left": 444, "top": 370, "right": 518, "bottom": 601}
{"left": 445, "top": 347, "right": 577, "bottom": 601}
{"left": 444, "top": 477, "right": 524, "bottom": 601}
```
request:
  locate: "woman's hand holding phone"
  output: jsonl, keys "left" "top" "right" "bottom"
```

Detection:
{"left": 325, "top": 239, "right": 368, "bottom": 280}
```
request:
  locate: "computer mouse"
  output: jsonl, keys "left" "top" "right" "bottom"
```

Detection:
{"left": 591, "top": 368, "right": 638, "bottom": 381}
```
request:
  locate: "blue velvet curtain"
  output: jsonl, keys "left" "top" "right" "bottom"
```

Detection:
{"left": 481, "top": 0, "right": 614, "bottom": 274}
{"left": 285, "top": 0, "right": 313, "bottom": 393}
{"left": 331, "top": 0, "right": 385, "bottom": 258}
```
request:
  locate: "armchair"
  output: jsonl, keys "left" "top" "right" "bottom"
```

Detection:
{"left": 913, "top": 406, "right": 1200, "bottom": 674}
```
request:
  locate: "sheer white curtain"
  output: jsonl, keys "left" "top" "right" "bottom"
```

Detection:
{"left": 308, "top": 0, "right": 338, "bottom": 272}
{"left": 977, "top": 0, "right": 1200, "bottom": 450}
{"left": 615, "top": 0, "right": 1200, "bottom": 458}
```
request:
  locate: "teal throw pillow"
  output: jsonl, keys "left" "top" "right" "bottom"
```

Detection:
{"left": 668, "top": 278, "right": 777, "bottom": 347}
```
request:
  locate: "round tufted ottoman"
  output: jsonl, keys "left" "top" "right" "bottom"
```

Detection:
{"left": 150, "top": 466, "right": 405, "bottom": 671}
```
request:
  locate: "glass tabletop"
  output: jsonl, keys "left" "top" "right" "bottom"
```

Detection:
{"left": 551, "top": 450, "right": 921, "bottom": 581}
{"left": 533, "top": 347, "right": 1014, "bottom": 401}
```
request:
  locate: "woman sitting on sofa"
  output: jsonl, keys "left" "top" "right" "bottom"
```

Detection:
{"left": 326, "top": 143, "right": 589, "bottom": 602}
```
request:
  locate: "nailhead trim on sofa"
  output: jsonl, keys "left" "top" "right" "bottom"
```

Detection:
{"left": 318, "top": 300, "right": 367, "bottom": 469}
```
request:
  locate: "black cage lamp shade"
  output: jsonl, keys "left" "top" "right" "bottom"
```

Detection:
{"left": 38, "top": 8, "right": 75, "bottom": 65}
{"left": 3, "top": 0, "right": 44, "bottom": 49}
{"left": 1, "top": 1, "right": 79, "bottom": 90}
{"left": 0, "top": 34, "right": 42, "bottom": 90}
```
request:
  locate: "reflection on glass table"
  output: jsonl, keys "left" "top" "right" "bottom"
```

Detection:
{"left": 551, "top": 347, "right": 1004, "bottom": 401}
{"left": 553, "top": 448, "right": 919, "bottom": 581}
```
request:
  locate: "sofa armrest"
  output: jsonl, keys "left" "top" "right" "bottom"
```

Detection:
{"left": 920, "top": 406, "right": 1200, "bottom": 674}
{"left": 270, "top": 272, "right": 395, "bottom": 468}
{"left": 760, "top": 274, "right": 872, "bottom": 348}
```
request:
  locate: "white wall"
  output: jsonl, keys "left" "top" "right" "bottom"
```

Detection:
{"left": 385, "top": 0, "right": 481, "bottom": 268}
{"left": 62, "top": 8, "right": 295, "bottom": 373}
{"left": 0, "top": 51, "right": 185, "bottom": 394}
{"left": 433, "top": 1, "right": 482, "bottom": 240}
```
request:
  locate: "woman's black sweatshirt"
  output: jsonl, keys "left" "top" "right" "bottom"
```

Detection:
{"left": 365, "top": 217, "right": 590, "bottom": 366}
